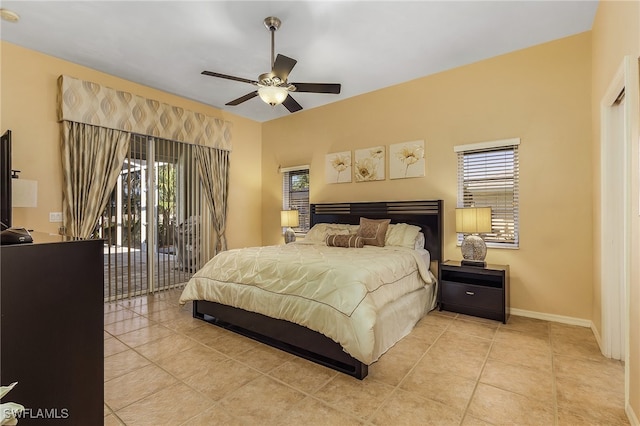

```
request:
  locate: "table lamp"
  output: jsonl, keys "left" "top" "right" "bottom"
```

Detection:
{"left": 281, "top": 210, "right": 299, "bottom": 244}
{"left": 456, "top": 207, "right": 492, "bottom": 267}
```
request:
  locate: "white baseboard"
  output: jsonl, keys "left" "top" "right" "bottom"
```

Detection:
{"left": 511, "top": 308, "right": 609, "bottom": 359}
{"left": 509, "top": 308, "right": 592, "bottom": 328}
{"left": 511, "top": 308, "right": 640, "bottom": 426}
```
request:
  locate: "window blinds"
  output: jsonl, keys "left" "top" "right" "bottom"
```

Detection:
{"left": 281, "top": 166, "right": 310, "bottom": 232}
{"left": 456, "top": 141, "right": 520, "bottom": 248}
{"left": 101, "top": 134, "right": 211, "bottom": 300}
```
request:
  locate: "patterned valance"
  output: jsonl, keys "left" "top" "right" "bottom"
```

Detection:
{"left": 57, "top": 75, "right": 232, "bottom": 151}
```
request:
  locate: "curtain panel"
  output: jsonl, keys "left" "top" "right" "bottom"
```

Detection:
{"left": 57, "top": 75, "right": 233, "bottom": 151}
{"left": 61, "top": 122, "right": 130, "bottom": 239}
{"left": 195, "top": 146, "right": 230, "bottom": 254}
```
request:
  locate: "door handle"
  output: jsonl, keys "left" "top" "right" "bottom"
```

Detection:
{"left": 465, "top": 291, "right": 475, "bottom": 296}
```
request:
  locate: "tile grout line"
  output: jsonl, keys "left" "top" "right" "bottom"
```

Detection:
{"left": 159, "top": 297, "right": 375, "bottom": 424}
{"left": 457, "top": 318, "right": 500, "bottom": 425}
{"left": 105, "top": 295, "right": 626, "bottom": 425}
{"left": 112, "top": 295, "right": 341, "bottom": 425}
{"left": 264, "top": 375, "right": 373, "bottom": 426}
{"left": 105, "top": 302, "right": 224, "bottom": 422}
{"left": 366, "top": 312, "right": 455, "bottom": 423}
{"left": 118, "top": 358, "right": 219, "bottom": 420}
{"left": 112, "top": 303, "right": 452, "bottom": 423}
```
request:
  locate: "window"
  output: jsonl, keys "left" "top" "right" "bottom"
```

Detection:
{"left": 282, "top": 165, "right": 310, "bottom": 232}
{"left": 455, "top": 138, "right": 520, "bottom": 248}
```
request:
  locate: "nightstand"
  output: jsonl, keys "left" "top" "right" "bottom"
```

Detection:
{"left": 438, "top": 260, "right": 510, "bottom": 323}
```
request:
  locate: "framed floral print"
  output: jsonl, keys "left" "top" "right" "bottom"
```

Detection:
{"left": 354, "top": 146, "right": 385, "bottom": 182}
{"left": 389, "top": 140, "right": 425, "bottom": 179}
{"left": 325, "top": 151, "right": 352, "bottom": 183}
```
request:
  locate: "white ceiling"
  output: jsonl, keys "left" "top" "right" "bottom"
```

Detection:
{"left": 0, "top": 1, "right": 598, "bottom": 123}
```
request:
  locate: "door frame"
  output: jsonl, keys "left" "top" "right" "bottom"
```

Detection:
{"left": 599, "top": 55, "right": 639, "bottom": 412}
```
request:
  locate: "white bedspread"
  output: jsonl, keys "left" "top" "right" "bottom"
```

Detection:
{"left": 179, "top": 241, "right": 435, "bottom": 364}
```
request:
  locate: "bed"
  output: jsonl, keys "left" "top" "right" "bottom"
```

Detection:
{"left": 179, "top": 200, "right": 443, "bottom": 379}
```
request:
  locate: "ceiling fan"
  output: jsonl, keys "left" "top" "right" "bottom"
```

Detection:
{"left": 201, "top": 16, "right": 341, "bottom": 113}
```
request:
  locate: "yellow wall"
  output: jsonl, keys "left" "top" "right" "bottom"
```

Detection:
{"left": 263, "top": 32, "right": 593, "bottom": 321}
{"left": 0, "top": 41, "right": 263, "bottom": 249}
{"left": 3, "top": 14, "right": 637, "bottom": 421}
{"left": 591, "top": 0, "right": 640, "bottom": 422}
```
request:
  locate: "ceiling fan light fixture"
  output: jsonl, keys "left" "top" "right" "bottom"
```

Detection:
{"left": 258, "top": 85, "right": 288, "bottom": 106}
{"left": 0, "top": 8, "right": 20, "bottom": 22}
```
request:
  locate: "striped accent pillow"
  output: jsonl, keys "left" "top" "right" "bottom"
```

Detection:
{"left": 325, "top": 234, "right": 364, "bottom": 248}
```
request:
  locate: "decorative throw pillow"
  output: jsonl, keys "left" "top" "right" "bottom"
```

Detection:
{"left": 385, "top": 223, "right": 422, "bottom": 248}
{"left": 325, "top": 234, "right": 364, "bottom": 248}
{"left": 304, "top": 224, "right": 350, "bottom": 243}
{"left": 356, "top": 217, "right": 391, "bottom": 247}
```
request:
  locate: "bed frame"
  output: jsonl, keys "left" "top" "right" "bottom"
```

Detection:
{"left": 192, "top": 200, "right": 443, "bottom": 379}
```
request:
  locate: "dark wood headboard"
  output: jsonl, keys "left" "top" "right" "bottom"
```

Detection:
{"left": 310, "top": 200, "right": 443, "bottom": 262}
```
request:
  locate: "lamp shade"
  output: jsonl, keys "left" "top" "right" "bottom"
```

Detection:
{"left": 12, "top": 178, "right": 37, "bottom": 208}
{"left": 280, "top": 210, "right": 299, "bottom": 228}
{"left": 258, "top": 86, "right": 288, "bottom": 106}
{"left": 455, "top": 207, "right": 492, "bottom": 234}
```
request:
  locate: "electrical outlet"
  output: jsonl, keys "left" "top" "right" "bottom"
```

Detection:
{"left": 49, "top": 212, "right": 63, "bottom": 222}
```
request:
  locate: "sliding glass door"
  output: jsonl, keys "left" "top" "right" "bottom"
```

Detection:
{"left": 99, "top": 134, "right": 213, "bottom": 301}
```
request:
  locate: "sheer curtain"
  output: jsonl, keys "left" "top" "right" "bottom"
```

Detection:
{"left": 195, "top": 145, "right": 229, "bottom": 254}
{"left": 61, "top": 121, "right": 130, "bottom": 238}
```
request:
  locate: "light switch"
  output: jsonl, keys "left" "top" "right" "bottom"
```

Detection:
{"left": 49, "top": 212, "right": 63, "bottom": 222}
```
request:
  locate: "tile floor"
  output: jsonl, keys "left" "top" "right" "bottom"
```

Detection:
{"left": 103, "top": 288, "right": 629, "bottom": 425}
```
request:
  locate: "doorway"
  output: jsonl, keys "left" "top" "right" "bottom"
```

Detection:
{"left": 601, "top": 86, "right": 627, "bottom": 361}
{"left": 98, "top": 134, "right": 213, "bottom": 300}
{"left": 599, "top": 55, "right": 639, "bottom": 412}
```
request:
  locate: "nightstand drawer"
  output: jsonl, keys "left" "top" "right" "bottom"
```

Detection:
{"left": 441, "top": 281, "right": 502, "bottom": 312}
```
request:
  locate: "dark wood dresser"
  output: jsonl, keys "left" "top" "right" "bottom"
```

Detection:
{"left": 0, "top": 233, "right": 103, "bottom": 425}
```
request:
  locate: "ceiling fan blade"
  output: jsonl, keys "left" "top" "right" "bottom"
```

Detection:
{"left": 202, "top": 71, "right": 257, "bottom": 85}
{"left": 282, "top": 94, "right": 303, "bottom": 113}
{"left": 226, "top": 91, "right": 258, "bottom": 106}
{"left": 272, "top": 54, "right": 297, "bottom": 81}
{"left": 291, "top": 83, "right": 341, "bottom": 94}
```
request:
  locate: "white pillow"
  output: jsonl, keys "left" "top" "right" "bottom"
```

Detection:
{"left": 414, "top": 232, "right": 425, "bottom": 250}
{"left": 304, "top": 223, "right": 354, "bottom": 243}
{"left": 385, "top": 223, "right": 422, "bottom": 248}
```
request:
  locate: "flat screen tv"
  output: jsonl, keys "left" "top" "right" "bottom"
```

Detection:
{"left": 1, "top": 130, "right": 12, "bottom": 230}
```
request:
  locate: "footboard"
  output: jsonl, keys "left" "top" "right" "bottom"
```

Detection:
{"left": 193, "top": 300, "right": 368, "bottom": 379}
